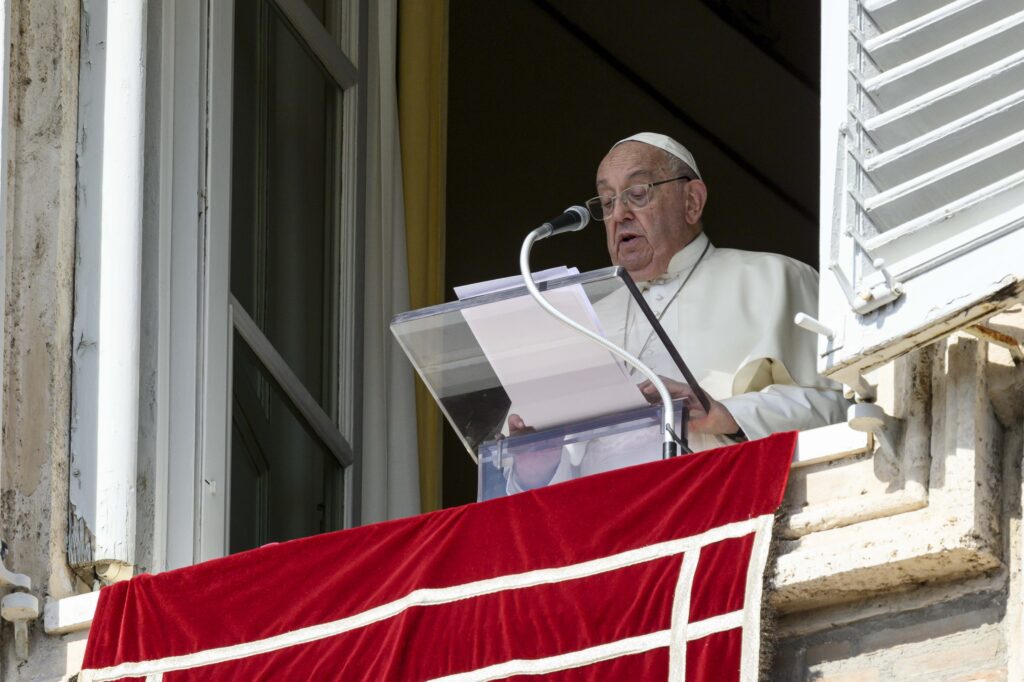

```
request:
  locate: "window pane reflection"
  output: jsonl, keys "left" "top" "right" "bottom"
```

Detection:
{"left": 231, "top": 0, "right": 344, "bottom": 414}
{"left": 230, "top": 332, "right": 344, "bottom": 554}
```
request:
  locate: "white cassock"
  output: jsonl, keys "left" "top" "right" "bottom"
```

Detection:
{"left": 507, "top": 231, "right": 849, "bottom": 492}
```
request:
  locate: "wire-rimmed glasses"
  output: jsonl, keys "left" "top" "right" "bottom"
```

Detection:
{"left": 585, "top": 175, "right": 692, "bottom": 222}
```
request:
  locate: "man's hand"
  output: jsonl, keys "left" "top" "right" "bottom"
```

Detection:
{"left": 507, "top": 413, "right": 534, "bottom": 435}
{"left": 637, "top": 377, "right": 740, "bottom": 436}
{"left": 507, "top": 413, "right": 563, "bottom": 490}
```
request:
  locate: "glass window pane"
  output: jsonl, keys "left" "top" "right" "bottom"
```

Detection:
{"left": 231, "top": 0, "right": 344, "bottom": 413}
{"left": 230, "top": 332, "right": 345, "bottom": 554}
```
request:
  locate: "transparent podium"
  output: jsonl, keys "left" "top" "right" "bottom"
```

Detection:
{"left": 390, "top": 267, "right": 708, "bottom": 502}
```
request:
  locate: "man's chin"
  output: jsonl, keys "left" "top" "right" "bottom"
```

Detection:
{"left": 615, "top": 250, "right": 652, "bottom": 274}
{"left": 616, "top": 257, "right": 654, "bottom": 281}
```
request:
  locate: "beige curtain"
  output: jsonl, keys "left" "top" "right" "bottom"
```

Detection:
{"left": 361, "top": 0, "right": 422, "bottom": 523}
{"left": 398, "top": 0, "right": 448, "bottom": 512}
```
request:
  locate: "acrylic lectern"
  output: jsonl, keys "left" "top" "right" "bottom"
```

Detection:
{"left": 390, "top": 267, "right": 707, "bottom": 501}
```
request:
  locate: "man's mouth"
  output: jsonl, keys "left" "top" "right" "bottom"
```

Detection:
{"left": 618, "top": 233, "right": 641, "bottom": 245}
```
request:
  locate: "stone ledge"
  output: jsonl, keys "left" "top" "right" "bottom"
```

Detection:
{"left": 770, "top": 338, "right": 1004, "bottom": 614}
{"left": 43, "top": 590, "right": 98, "bottom": 635}
{"left": 771, "top": 511, "right": 1002, "bottom": 613}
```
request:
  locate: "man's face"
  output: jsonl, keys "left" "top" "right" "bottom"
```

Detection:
{"left": 596, "top": 143, "right": 701, "bottom": 281}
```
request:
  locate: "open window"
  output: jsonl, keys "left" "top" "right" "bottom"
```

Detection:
{"left": 226, "top": 0, "right": 361, "bottom": 553}
{"left": 153, "top": 0, "right": 366, "bottom": 568}
{"left": 818, "top": 0, "right": 1024, "bottom": 389}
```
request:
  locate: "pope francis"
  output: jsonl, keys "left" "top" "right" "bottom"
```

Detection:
{"left": 508, "top": 132, "right": 848, "bottom": 490}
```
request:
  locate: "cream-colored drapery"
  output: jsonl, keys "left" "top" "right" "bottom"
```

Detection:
{"left": 398, "top": 0, "right": 448, "bottom": 512}
{"left": 361, "top": 0, "right": 422, "bottom": 523}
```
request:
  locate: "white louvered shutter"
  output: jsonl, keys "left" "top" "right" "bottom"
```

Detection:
{"left": 818, "top": 0, "right": 1024, "bottom": 387}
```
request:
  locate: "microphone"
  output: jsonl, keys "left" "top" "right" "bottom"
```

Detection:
{"left": 539, "top": 205, "right": 590, "bottom": 238}
{"left": 519, "top": 205, "right": 685, "bottom": 459}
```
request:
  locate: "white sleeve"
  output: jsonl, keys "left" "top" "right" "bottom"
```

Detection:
{"left": 720, "top": 384, "right": 850, "bottom": 441}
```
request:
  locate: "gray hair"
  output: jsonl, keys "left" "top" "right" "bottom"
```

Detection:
{"left": 657, "top": 148, "right": 704, "bottom": 228}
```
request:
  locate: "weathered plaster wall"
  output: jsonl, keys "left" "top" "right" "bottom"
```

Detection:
{"left": 1, "top": 0, "right": 84, "bottom": 678}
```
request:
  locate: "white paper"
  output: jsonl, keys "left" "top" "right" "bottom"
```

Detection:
{"left": 460, "top": 285, "right": 648, "bottom": 430}
{"left": 454, "top": 267, "right": 578, "bottom": 300}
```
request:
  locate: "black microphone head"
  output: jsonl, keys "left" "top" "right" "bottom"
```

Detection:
{"left": 537, "top": 205, "right": 592, "bottom": 237}
{"left": 564, "top": 205, "right": 590, "bottom": 231}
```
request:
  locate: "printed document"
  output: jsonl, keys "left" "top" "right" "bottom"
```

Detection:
{"left": 458, "top": 271, "right": 648, "bottom": 430}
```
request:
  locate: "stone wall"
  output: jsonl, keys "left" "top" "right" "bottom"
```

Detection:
{"left": 0, "top": 0, "right": 86, "bottom": 678}
{"left": 771, "top": 317, "right": 1024, "bottom": 681}
{"left": 775, "top": 588, "right": 1011, "bottom": 681}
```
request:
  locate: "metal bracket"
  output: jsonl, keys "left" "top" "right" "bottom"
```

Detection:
{"left": 2, "top": 592, "right": 39, "bottom": 660}
{"left": 847, "top": 402, "right": 903, "bottom": 465}
{"left": 0, "top": 553, "right": 30, "bottom": 592}
{"left": 963, "top": 324, "right": 1024, "bottom": 363}
{"left": 0, "top": 548, "right": 37, "bottom": 661}
{"left": 794, "top": 313, "right": 835, "bottom": 340}
{"left": 793, "top": 313, "right": 877, "bottom": 401}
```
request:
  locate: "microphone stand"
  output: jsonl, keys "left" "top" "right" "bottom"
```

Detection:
{"left": 520, "top": 214, "right": 685, "bottom": 459}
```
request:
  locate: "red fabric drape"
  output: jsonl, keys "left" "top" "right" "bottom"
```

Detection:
{"left": 81, "top": 432, "right": 796, "bottom": 681}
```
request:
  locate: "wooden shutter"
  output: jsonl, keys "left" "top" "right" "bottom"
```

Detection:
{"left": 818, "top": 0, "right": 1024, "bottom": 387}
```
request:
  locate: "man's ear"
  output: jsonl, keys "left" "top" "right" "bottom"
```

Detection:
{"left": 685, "top": 180, "right": 708, "bottom": 225}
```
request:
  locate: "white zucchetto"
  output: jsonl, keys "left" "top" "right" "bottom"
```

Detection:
{"left": 613, "top": 132, "right": 702, "bottom": 180}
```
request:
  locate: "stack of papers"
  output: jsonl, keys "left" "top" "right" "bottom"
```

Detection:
{"left": 453, "top": 266, "right": 579, "bottom": 300}
{"left": 455, "top": 269, "right": 648, "bottom": 430}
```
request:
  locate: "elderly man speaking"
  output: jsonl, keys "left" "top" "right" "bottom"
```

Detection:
{"left": 508, "top": 132, "right": 847, "bottom": 490}
{"left": 588, "top": 132, "right": 847, "bottom": 448}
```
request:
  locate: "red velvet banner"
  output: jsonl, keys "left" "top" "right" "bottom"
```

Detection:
{"left": 80, "top": 432, "right": 796, "bottom": 681}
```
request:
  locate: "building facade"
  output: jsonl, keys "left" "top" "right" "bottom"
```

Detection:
{"left": 0, "top": 0, "right": 1021, "bottom": 680}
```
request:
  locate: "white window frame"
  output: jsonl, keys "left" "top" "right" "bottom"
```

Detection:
{"left": 156, "top": 0, "right": 367, "bottom": 570}
{"left": 152, "top": 0, "right": 216, "bottom": 571}
{"left": 69, "top": 0, "right": 150, "bottom": 578}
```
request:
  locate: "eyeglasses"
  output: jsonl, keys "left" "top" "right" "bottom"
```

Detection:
{"left": 585, "top": 175, "right": 693, "bottom": 222}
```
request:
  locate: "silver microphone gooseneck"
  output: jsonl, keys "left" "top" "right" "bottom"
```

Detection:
{"left": 519, "top": 207, "right": 680, "bottom": 458}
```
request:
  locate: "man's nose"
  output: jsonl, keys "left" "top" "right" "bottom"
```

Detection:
{"left": 610, "top": 196, "right": 634, "bottom": 222}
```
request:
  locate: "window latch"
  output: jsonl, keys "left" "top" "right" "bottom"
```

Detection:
{"left": 843, "top": 222, "right": 904, "bottom": 314}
